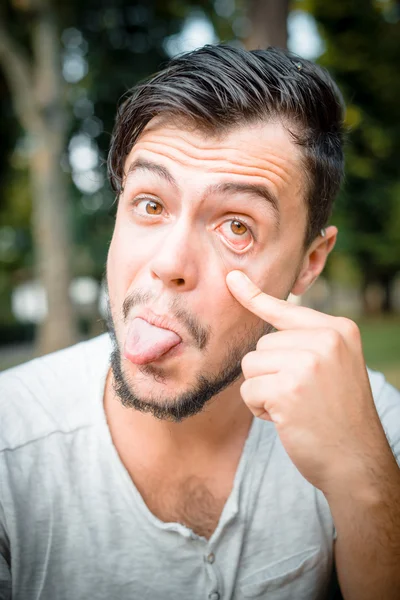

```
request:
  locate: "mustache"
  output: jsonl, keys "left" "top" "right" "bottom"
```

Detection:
{"left": 121, "top": 288, "right": 211, "bottom": 351}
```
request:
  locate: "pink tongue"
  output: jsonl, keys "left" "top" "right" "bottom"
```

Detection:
{"left": 124, "top": 317, "right": 181, "bottom": 365}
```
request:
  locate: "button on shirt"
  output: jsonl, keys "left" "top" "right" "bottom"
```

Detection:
{"left": 0, "top": 334, "right": 399, "bottom": 600}
{"left": 206, "top": 553, "right": 215, "bottom": 564}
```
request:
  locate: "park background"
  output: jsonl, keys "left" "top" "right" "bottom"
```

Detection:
{"left": 0, "top": 0, "right": 399, "bottom": 387}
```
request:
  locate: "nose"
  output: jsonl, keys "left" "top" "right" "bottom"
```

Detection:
{"left": 148, "top": 222, "right": 200, "bottom": 291}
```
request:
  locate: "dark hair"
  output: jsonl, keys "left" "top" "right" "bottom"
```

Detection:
{"left": 108, "top": 44, "right": 345, "bottom": 248}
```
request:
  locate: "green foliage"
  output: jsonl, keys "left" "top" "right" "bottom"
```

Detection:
{"left": 299, "top": 0, "right": 400, "bottom": 290}
{"left": 357, "top": 316, "right": 400, "bottom": 374}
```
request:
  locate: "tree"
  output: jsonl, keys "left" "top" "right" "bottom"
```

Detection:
{"left": 0, "top": 0, "right": 78, "bottom": 354}
{"left": 302, "top": 0, "right": 400, "bottom": 312}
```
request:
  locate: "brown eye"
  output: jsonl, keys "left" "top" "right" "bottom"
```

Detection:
{"left": 145, "top": 200, "right": 162, "bottom": 215}
{"left": 231, "top": 220, "right": 247, "bottom": 236}
{"left": 218, "top": 218, "right": 253, "bottom": 252}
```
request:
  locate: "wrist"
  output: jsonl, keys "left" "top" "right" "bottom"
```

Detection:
{"left": 323, "top": 445, "right": 400, "bottom": 507}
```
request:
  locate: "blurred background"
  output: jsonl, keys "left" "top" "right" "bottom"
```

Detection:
{"left": 0, "top": 0, "right": 399, "bottom": 386}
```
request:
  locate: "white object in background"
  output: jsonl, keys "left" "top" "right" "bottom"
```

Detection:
{"left": 69, "top": 277, "right": 99, "bottom": 306}
{"left": 12, "top": 277, "right": 101, "bottom": 325}
{"left": 163, "top": 10, "right": 217, "bottom": 57}
{"left": 12, "top": 281, "right": 48, "bottom": 324}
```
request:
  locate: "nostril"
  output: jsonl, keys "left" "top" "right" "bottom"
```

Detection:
{"left": 176, "top": 278, "right": 185, "bottom": 286}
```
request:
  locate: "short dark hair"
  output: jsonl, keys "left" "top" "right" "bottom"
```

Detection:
{"left": 108, "top": 44, "right": 345, "bottom": 248}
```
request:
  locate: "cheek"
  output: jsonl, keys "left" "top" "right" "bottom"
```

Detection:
{"left": 243, "top": 242, "right": 302, "bottom": 300}
{"left": 107, "top": 224, "right": 135, "bottom": 310}
{"left": 107, "top": 219, "right": 152, "bottom": 294}
{"left": 106, "top": 237, "right": 120, "bottom": 315}
{"left": 202, "top": 274, "right": 257, "bottom": 343}
{"left": 202, "top": 245, "right": 272, "bottom": 338}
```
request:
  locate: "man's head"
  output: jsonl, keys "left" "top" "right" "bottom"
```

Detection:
{"left": 106, "top": 44, "right": 345, "bottom": 421}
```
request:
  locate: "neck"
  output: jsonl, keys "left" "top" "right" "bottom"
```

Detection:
{"left": 104, "top": 369, "right": 253, "bottom": 454}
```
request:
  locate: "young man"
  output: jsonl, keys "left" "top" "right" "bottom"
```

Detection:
{"left": 1, "top": 45, "right": 399, "bottom": 600}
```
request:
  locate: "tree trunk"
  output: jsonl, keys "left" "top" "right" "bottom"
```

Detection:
{"left": 244, "top": 0, "right": 290, "bottom": 50}
{"left": 362, "top": 272, "right": 396, "bottom": 315}
{"left": 31, "top": 3, "right": 78, "bottom": 354}
{"left": 379, "top": 273, "right": 394, "bottom": 314}
{"left": 29, "top": 125, "right": 77, "bottom": 354}
{"left": 0, "top": 0, "right": 79, "bottom": 355}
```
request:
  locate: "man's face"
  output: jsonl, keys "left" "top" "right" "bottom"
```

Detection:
{"left": 106, "top": 119, "right": 307, "bottom": 420}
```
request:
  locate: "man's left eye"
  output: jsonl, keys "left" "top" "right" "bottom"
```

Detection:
{"left": 219, "top": 219, "right": 253, "bottom": 250}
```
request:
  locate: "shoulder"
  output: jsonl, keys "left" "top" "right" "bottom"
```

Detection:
{"left": 0, "top": 334, "right": 112, "bottom": 452}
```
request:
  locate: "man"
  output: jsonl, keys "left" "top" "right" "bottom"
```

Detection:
{"left": 0, "top": 45, "right": 399, "bottom": 600}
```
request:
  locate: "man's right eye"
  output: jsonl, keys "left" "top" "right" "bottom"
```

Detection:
{"left": 133, "top": 198, "right": 164, "bottom": 216}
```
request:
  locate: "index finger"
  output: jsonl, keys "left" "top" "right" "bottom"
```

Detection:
{"left": 226, "top": 270, "right": 332, "bottom": 330}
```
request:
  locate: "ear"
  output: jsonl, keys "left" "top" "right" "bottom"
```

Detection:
{"left": 291, "top": 226, "right": 337, "bottom": 296}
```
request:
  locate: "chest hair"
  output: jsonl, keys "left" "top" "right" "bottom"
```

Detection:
{"left": 141, "top": 474, "right": 229, "bottom": 540}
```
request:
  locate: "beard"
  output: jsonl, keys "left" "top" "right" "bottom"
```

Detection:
{"left": 105, "top": 289, "right": 273, "bottom": 423}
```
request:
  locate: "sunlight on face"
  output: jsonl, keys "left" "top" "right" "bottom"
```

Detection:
{"left": 106, "top": 119, "right": 307, "bottom": 419}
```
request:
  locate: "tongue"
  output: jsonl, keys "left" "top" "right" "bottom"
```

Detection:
{"left": 124, "top": 317, "right": 181, "bottom": 365}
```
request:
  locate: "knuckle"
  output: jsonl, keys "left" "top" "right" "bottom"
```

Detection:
{"left": 302, "top": 350, "right": 319, "bottom": 372}
{"left": 241, "top": 352, "right": 254, "bottom": 376}
{"left": 240, "top": 379, "right": 250, "bottom": 401}
{"left": 240, "top": 378, "right": 255, "bottom": 405}
{"left": 241, "top": 377, "right": 267, "bottom": 415}
{"left": 256, "top": 335, "right": 270, "bottom": 351}
{"left": 287, "top": 377, "right": 304, "bottom": 396}
{"left": 324, "top": 328, "right": 342, "bottom": 352}
{"left": 337, "top": 317, "right": 360, "bottom": 341}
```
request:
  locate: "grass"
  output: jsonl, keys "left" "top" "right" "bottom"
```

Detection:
{"left": 1, "top": 317, "right": 399, "bottom": 389}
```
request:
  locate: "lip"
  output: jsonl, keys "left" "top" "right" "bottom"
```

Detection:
{"left": 133, "top": 308, "right": 185, "bottom": 342}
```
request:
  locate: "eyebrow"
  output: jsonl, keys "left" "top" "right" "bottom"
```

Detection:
{"left": 206, "top": 181, "right": 280, "bottom": 227}
{"left": 125, "top": 158, "right": 177, "bottom": 189}
{"left": 124, "top": 158, "right": 280, "bottom": 227}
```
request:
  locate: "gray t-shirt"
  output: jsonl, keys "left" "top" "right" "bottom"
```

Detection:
{"left": 0, "top": 334, "right": 399, "bottom": 600}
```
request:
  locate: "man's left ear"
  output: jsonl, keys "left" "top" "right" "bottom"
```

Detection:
{"left": 291, "top": 226, "right": 338, "bottom": 296}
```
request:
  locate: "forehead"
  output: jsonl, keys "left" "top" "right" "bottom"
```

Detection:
{"left": 126, "top": 119, "right": 301, "bottom": 175}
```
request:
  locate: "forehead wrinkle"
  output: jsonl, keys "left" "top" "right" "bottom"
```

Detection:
{"left": 137, "top": 135, "right": 297, "bottom": 169}
{"left": 135, "top": 141, "right": 296, "bottom": 192}
{"left": 139, "top": 127, "right": 225, "bottom": 151}
{"left": 136, "top": 129, "right": 300, "bottom": 176}
{"left": 207, "top": 165, "right": 290, "bottom": 192}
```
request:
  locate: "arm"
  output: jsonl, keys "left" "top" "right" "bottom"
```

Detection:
{"left": 329, "top": 440, "right": 400, "bottom": 600}
{"left": 225, "top": 271, "right": 400, "bottom": 599}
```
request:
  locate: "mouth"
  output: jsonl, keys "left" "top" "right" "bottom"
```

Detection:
{"left": 150, "top": 338, "right": 184, "bottom": 363}
{"left": 134, "top": 308, "right": 185, "bottom": 341}
{"left": 123, "top": 308, "right": 185, "bottom": 366}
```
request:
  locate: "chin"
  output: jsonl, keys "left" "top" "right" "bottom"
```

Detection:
{"left": 112, "top": 356, "right": 211, "bottom": 421}
{"left": 121, "top": 354, "right": 194, "bottom": 396}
